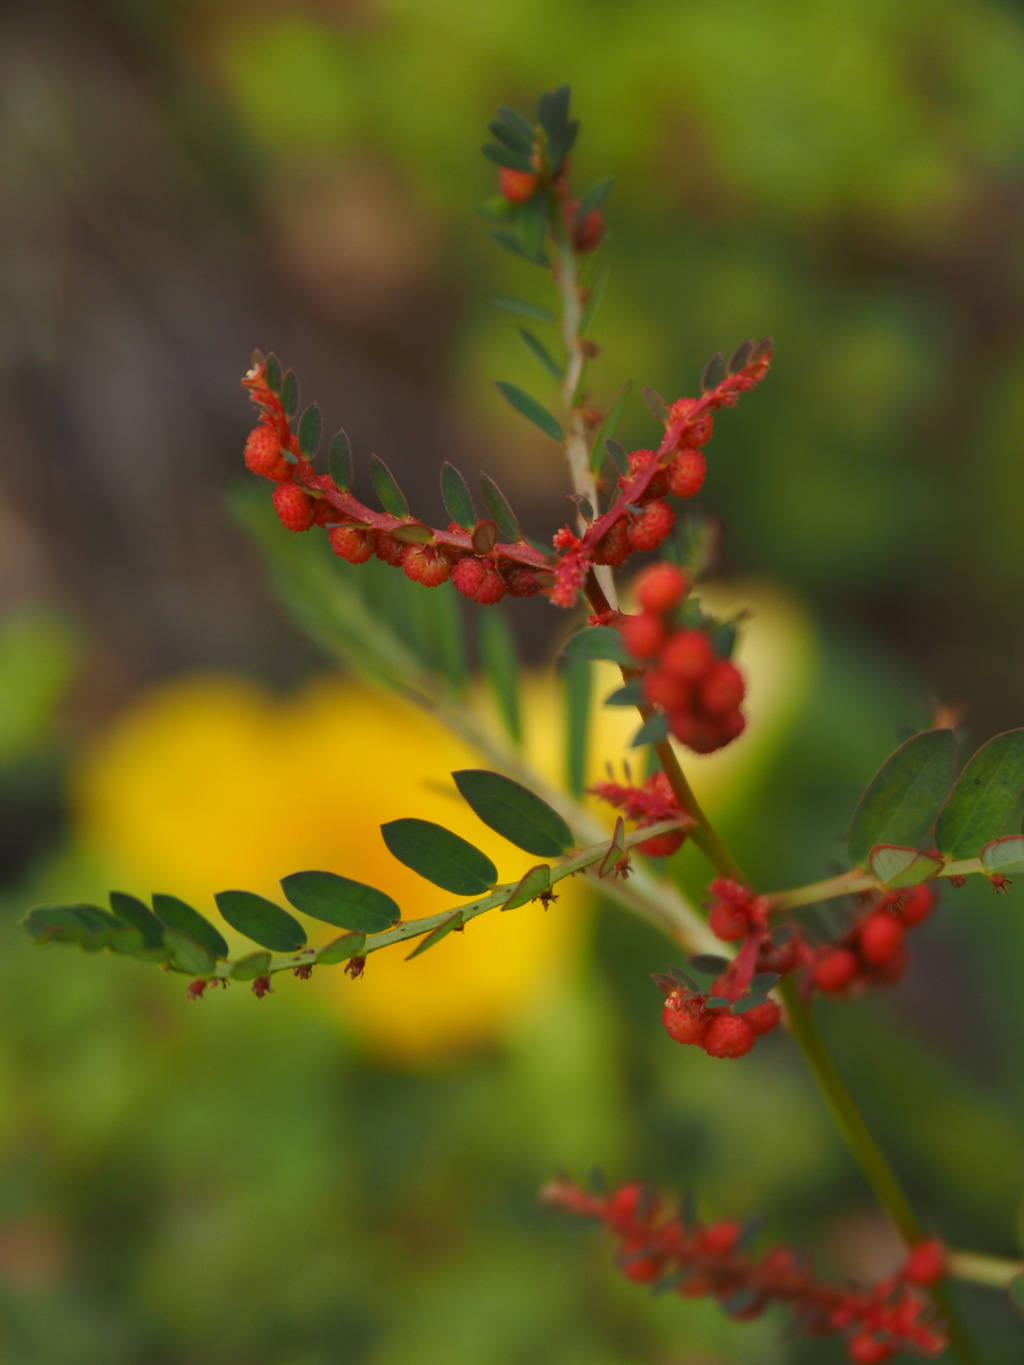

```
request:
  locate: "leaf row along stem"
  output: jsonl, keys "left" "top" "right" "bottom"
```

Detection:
{"left": 766, "top": 856, "right": 992, "bottom": 914}
{"left": 190, "top": 819, "right": 691, "bottom": 982}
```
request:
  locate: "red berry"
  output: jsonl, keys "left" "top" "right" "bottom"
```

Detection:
{"left": 812, "top": 948, "right": 860, "bottom": 994}
{"left": 272, "top": 482, "right": 315, "bottom": 532}
{"left": 499, "top": 167, "right": 539, "bottom": 203}
{"left": 709, "top": 902, "right": 749, "bottom": 942}
{"left": 869, "top": 944, "right": 910, "bottom": 984}
{"left": 620, "top": 613, "right": 666, "bottom": 660}
{"left": 744, "top": 999, "right": 782, "bottom": 1035}
{"left": 606, "top": 1183, "right": 646, "bottom": 1231}
{"left": 643, "top": 669, "right": 689, "bottom": 712}
{"left": 473, "top": 566, "right": 506, "bottom": 605}
{"left": 668, "top": 449, "right": 707, "bottom": 499}
{"left": 859, "top": 912, "right": 905, "bottom": 967}
{"left": 573, "top": 207, "right": 604, "bottom": 253}
{"left": 700, "top": 661, "right": 745, "bottom": 715}
{"left": 757, "top": 935, "right": 801, "bottom": 976}
{"left": 328, "top": 525, "right": 374, "bottom": 563}
{"left": 661, "top": 994, "right": 710, "bottom": 1046}
{"left": 717, "top": 709, "right": 747, "bottom": 744}
{"left": 670, "top": 713, "right": 720, "bottom": 754}
{"left": 703, "top": 1015, "right": 756, "bottom": 1059}
{"left": 591, "top": 519, "right": 632, "bottom": 566}
{"left": 374, "top": 533, "right": 407, "bottom": 566}
{"left": 668, "top": 398, "right": 714, "bottom": 448}
{"left": 627, "top": 499, "right": 674, "bottom": 552}
{"left": 637, "top": 563, "right": 688, "bottom": 615}
{"left": 847, "top": 1335, "right": 894, "bottom": 1365}
{"left": 402, "top": 544, "right": 452, "bottom": 587}
{"left": 620, "top": 1234, "right": 663, "bottom": 1282}
{"left": 625, "top": 449, "right": 668, "bottom": 499}
{"left": 506, "top": 565, "right": 541, "bottom": 597}
{"left": 662, "top": 630, "right": 714, "bottom": 683}
{"left": 637, "top": 830, "right": 685, "bottom": 858}
{"left": 452, "top": 556, "right": 488, "bottom": 598}
{"left": 244, "top": 424, "right": 289, "bottom": 481}
{"left": 313, "top": 499, "right": 338, "bottom": 526}
{"left": 902, "top": 1239, "right": 946, "bottom": 1286}
{"left": 896, "top": 884, "right": 934, "bottom": 926}
{"left": 699, "top": 1221, "right": 741, "bottom": 1256}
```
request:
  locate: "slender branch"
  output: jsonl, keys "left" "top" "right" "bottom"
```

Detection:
{"left": 947, "top": 1251, "right": 1024, "bottom": 1290}
{"left": 768, "top": 857, "right": 987, "bottom": 914}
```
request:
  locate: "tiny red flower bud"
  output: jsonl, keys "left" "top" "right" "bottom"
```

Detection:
{"left": 402, "top": 543, "right": 452, "bottom": 586}
{"left": 606, "top": 1183, "right": 657, "bottom": 1231}
{"left": 328, "top": 525, "right": 374, "bottom": 563}
{"left": 293, "top": 963, "right": 313, "bottom": 980}
{"left": 627, "top": 499, "right": 674, "bottom": 552}
{"left": 757, "top": 935, "right": 801, "bottom": 976}
{"left": 573, "top": 207, "right": 604, "bottom": 253}
{"left": 859, "top": 912, "right": 905, "bottom": 967}
{"left": 668, "top": 449, "right": 707, "bottom": 499}
{"left": 637, "top": 563, "right": 688, "bottom": 616}
{"left": 499, "top": 166, "right": 540, "bottom": 203}
{"left": 620, "top": 612, "right": 666, "bottom": 660}
{"left": 709, "top": 902, "right": 749, "bottom": 942}
{"left": 895, "top": 884, "right": 934, "bottom": 926}
{"left": 244, "top": 424, "right": 289, "bottom": 481}
{"left": 251, "top": 975, "right": 273, "bottom": 998}
{"left": 743, "top": 999, "right": 782, "bottom": 1035}
{"left": 812, "top": 948, "right": 860, "bottom": 994}
{"left": 703, "top": 1014, "right": 756, "bottom": 1059}
{"left": 186, "top": 978, "right": 207, "bottom": 1001}
{"left": 272, "top": 482, "right": 315, "bottom": 532}
{"left": 637, "top": 830, "right": 685, "bottom": 858}
{"left": 699, "top": 1221, "right": 742, "bottom": 1256}
{"left": 847, "top": 1334, "right": 895, "bottom": 1364}
{"left": 902, "top": 1239, "right": 946, "bottom": 1287}
{"left": 700, "top": 661, "right": 745, "bottom": 716}
{"left": 662, "top": 630, "right": 715, "bottom": 683}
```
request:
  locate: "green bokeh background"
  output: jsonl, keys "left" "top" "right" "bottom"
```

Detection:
{"left": 2, "top": 0, "right": 1024, "bottom": 1360}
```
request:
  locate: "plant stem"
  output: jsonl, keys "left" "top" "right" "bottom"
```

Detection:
{"left": 947, "top": 1251, "right": 1024, "bottom": 1290}
{"left": 768, "top": 858, "right": 986, "bottom": 914}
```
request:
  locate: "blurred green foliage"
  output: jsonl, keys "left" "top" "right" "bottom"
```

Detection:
{"left": 3, "top": 0, "right": 1024, "bottom": 1359}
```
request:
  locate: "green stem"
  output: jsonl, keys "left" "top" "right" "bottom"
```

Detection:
{"left": 769, "top": 858, "right": 986, "bottom": 914}
{"left": 947, "top": 1251, "right": 1024, "bottom": 1290}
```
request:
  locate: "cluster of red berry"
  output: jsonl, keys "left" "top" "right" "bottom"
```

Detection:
{"left": 659, "top": 983, "right": 782, "bottom": 1058}
{"left": 809, "top": 885, "right": 935, "bottom": 994}
{"left": 588, "top": 770, "right": 693, "bottom": 858}
{"left": 542, "top": 1178, "right": 947, "bottom": 1362}
{"left": 617, "top": 563, "right": 747, "bottom": 755}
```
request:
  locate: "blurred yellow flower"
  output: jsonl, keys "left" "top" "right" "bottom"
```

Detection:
{"left": 70, "top": 579, "right": 813, "bottom": 1063}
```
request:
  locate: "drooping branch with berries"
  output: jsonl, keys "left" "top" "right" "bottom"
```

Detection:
{"left": 20, "top": 87, "right": 1024, "bottom": 1361}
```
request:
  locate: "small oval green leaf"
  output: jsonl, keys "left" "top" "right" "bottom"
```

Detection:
{"left": 280, "top": 871, "right": 399, "bottom": 933}
{"left": 631, "top": 713, "right": 670, "bottom": 749}
{"left": 317, "top": 932, "right": 366, "bottom": 965}
{"left": 848, "top": 729, "right": 956, "bottom": 866}
{"left": 502, "top": 864, "right": 551, "bottom": 910}
{"left": 152, "top": 894, "right": 228, "bottom": 960}
{"left": 215, "top": 890, "right": 307, "bottom": 952}
{"left": 560, "top": 625, "right": 631, "bottom": 664}
{"left": 164, "top": 928, "right": 215, "bottom": 976}
{"left": 280, "top": 370, "right": 299, "bottom": 421}
{"left": 297, "top": 402, "right": 322, "bottom": 457}
{"left": 328, "top": 430, "right": 353, "bottom": 489}
{"left": 980, "top": 835, "right": 1024, "bottom": 876}
{"left": 494, "top": 382, "right": 563, "bottom": 442}
{"left": 868, "top": 845, "right": 944, "bottom": 889}
{"left": 109, "top": 891, "right": 165, "bottom": 951}
{"left": 936, "top": 728, "right": 1024, "bottom": 859}
{"left": 441, "top": 462, "right": 476, "bottom": 529}
{"left": 381, "top": 819, "right": 497, "bottom": 896}
{"left": 488, "top": 296, "right": 557, "bottom": 325}
{"left": 369, "top": 454, "right": 410, "bottom": 518}
{"left": 452, "top": 769, "right": 572, "bottom": 858}
{"left": 406, "top": 911, "right": 465, "bottom": 959}
{"left": 479, "top": 474, "right": 522, "bottom": 541}
{"left": 231, "top": 951, "right": 272, "bottom": 980}
{"left": 264, "top": 352, "right": 282, "bottom": 394}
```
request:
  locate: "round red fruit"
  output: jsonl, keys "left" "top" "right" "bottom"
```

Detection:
{"left": 637, "top": 830, "right": 685, "bottom": 859}
{"left": 643, "top": 669, "right": 689, "bottom": 712}
{"left": 637, "top": 563, "right": 688, "bottom": 615}
{"left": 847, "top": 1335, "right": 894, "bottom": 1365}
{"left": 606, "top": 1182, "right": 658, "bottom": 1231}
{"left": 620, "top": 612, "right": 666, "bottom": 660}
{"left": 272, "top": 482, "right": 315, "bottom": 532}
{"left": 708, "top": 902, "right": 749, "bottom": 942}
{"left": 896, "top": 884, "right": 934, "bottom": 926}
{"left": 499, "top": 167, "right": 539, "bottom": 203}
{"left": 902, "top": 1239, "right": 946, "bottom": 1286}
{"left": 744, "top": 999, "right": 782, "bottom": 1036}
{"left": 591, "top": 519, "right": 632, "bottom": 566}
{"left": 620, "top": 1234, "right": 663, "bottom": 1282}
{"left": 699, "top": 1221, "right": 741, "bottom": 1256}
{"left": 506, "top": 566, "right": 541, "bottom": 597}
{"left": 662, "top": 630, "right": 714, "bottom": 683}
{"left": 627, "top": 499, "right": 674, "bottom": 552}
{"left": 812, "top": 948, "right": 859, "bottom": 994}
{"left": 700, "top": 661, "right": 745, "bottom": 715}
{"left": 452, "top": 556, "right": 488, "bottom": 598}
{"left": 668, "top": 449, "right": 707, "bottom": 499}
{"left": 703, "top": 1014, "right": 756, "bottom": 1059}
{"left": 402, "top": 544, "right": 452, "bottom": 586}
{"left": 625, "top": 449, "right": 668, "bottom": 499}
{"left": 661, "top": 994, "right": 709, "bottom": 1047}
{"left": 473, "top": 567, "right": 506, "bottom": 605}
{"left": 244, "top": 424, "right": 289, "bottom": 481}
{"left": 328, "top": 525, "right": 373, "bottom": 563}
{"left": 374, "top": 533, "right": 408, "bottom": 566}
{"left": 757, "top": 935, "right": 801, "bottom": 976}
{"left": 858, "top": 912, "right": 905, "bottom": 966}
